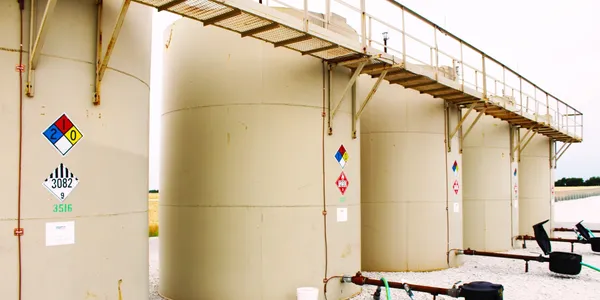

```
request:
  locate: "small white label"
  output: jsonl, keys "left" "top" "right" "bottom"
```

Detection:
{"left": 46, "top": 221, "right": 75, "bottom": 246}
{"left": 514, "top": 200, "right": 519, "bottom": 209}
{"left": 337, "top": 207, "right": 348, "bottom": 222}
{"left": 453, "top": 203, "right": 460, "bottom": 213}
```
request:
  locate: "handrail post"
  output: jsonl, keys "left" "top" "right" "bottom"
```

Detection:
{"left": 325, "top": 0, "right": 330, "bottom": 29}
{"left": 303, "top": 0, "right": 308, "bottom": 31}
{"left": 482, "top": 56, "right": 487, "bottom": 99}
{"left": 434, "top": 26, "right": 439, "bottom": 80}
{"left": 519, "top": 78, "right": 523, "bottom": 114}
{"left": 503, "top": 67, "right": 506, "bottom": 96}
{"left": 401, "top": 7, "right": 406, "bottom": 64}
{"left": 360, "top": 0, "right": 366, "bottom": 50}
{"left": 460, "top": 41, "right": 464, "bottom": 90}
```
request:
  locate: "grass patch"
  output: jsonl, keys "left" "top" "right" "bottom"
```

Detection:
{"left": 148, "top": 193, "right": 160, "bottom": 237}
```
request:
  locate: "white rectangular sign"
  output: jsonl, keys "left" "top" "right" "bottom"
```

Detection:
{"left": 46, "top": 221, "right": 75, "bottom": 246}
{"left": 337, "top": 207, "right": 348, "bottom": 222}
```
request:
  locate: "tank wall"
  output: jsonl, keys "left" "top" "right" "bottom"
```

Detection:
{"left": 0, "top": 1, "right": 152, "bottom": 299}
{"left": 360, "top": 80, "right": 461, "bottom": 271}
{"left": 462, "top": 113, "right": 512, "bottom": 251}
{"left": 518, "top": 132, "right": 552, "bottom": 236}
{"left": 159, "top": 18, "right": 360, "bottom": 300}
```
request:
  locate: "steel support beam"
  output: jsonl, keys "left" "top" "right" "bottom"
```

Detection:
{"left": 461, "top": 107, "right": 486, "bottom": 141}
{"left": 553, "top": 141, "right": 572, "bottom": 165}
{"left": 517, "top": 128, "right": 538, "bottom": 161}
{"left": 352, "top": 69, "right": 388, "bottom": 138}
{"left": 26, "top": 0, "right": 58, "bottom": 97}
{"left": 329, "top": 61, "right": 367, "bottom": 128}
{"left": 449, "top": 102, "right": 477, "bottom": 140}
{"left": 157, "top": 0, "right": 185, "bottom": 11}
{"left": 94, "top": 0, "right": 131, "bottom": 105}
{"left": 512, "top": 126, "right": 533, "bottom": 156}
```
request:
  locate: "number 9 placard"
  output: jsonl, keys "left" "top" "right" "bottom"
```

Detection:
{"left": 43, "top": 163, "right": 79, "bottom": 203}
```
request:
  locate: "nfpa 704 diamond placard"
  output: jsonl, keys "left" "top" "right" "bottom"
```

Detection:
{"left": 42, "top": 113, "right": 83, "bottom": 156}
{"left": 43, "top": 163, "right": 80, "bottom": 202}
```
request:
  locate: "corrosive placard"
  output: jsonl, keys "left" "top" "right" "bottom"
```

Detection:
{"left": 43, "top": 163, "right": 79, "bottom": 202}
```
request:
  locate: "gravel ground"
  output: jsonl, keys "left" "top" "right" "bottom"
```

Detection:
{"left": 148, "top": 197, "right": 600, "bottom": 299}
{"left": 149, "top": 237, "right": 165, "bottom": 300}
{"left": 349, "top": 242, "right": 600, "bottom": 300}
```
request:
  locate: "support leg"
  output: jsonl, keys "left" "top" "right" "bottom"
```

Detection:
{"left": 94, "top": 0, "right": 131, "bottom": 105}
{"left": 26, "top": 0, "right": 58, "bottom": 97}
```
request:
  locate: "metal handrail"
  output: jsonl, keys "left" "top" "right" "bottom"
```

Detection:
{"left": 256, "top": 0, "right": 582, "bottom": 140}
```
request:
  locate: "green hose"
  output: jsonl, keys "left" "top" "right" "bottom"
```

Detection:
{"left": 380, "top": 277, "right": 391, "bottom": 300}
{"left": 581, "top": 262, "right": 600, "bottom": 272}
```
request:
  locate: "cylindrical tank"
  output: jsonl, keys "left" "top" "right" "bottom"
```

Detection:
{"left": 359, "top": 79, "right": 463, "bottom": 271}
{"left": 518, "top": 132, "right": 552, "bottom": 236}
{"left": 159, "top": 17, "right": 361, "bottom": 300}
{"left": 0, "top": 1, "right": 152, "bottom": 299}
{"left": 462, "top": 113, "right": 512, "bottom": 251}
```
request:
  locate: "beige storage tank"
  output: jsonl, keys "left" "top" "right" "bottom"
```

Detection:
{"left": 359, "top": 79, "right": 463, "bottom": 271}
{"left": 462, "top": 113, "right": 512, "bottom": 251}
{"left": 518, "top": 132, "right": 552, "bottom": 236}
{"left": 159, "top": 16, "right": 361, "bottom": 300}
{"left": 0, "top": 1, "right": 152, "bottom": 299}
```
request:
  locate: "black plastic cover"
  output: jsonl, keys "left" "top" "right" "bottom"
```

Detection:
{"left": 591, "top": 238, "right": 600, "bottom": 252}
{"left": 533, "top": 219, "right": 552, "bottom": 255}
{"left": 549, "top": 251, "right": 582, "bottom": 275}
{"left": 575, "top": 221, "right": 592, "bottom": 241}
{"left": 460, "top": 281, "right": 504, "bottom": 300}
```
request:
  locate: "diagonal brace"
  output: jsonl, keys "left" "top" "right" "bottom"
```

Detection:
{"left": 512, "top": 126, "right": 535, "bottom": 155}
{"left": 462, "top": 107, "right": 486, "bottom": 140}
{"left": 553, "top": 142, "right": 572, "bottom": 163}
{"left": 94, "top": 0, "right": 131, "bottom": 105}
{"left": 355, "top": 70, "right": 388, "bottom": 121}
{"left": 330, "top": 61, "right": 367, "bottom": 120}
{"left": 449, "top": 102, "right": 477, "bottom": 140}
{"left": 30, "top": 0, "right": 58, "bottom": 70}
{"left": 518, "top": 128, "right": 538, "bottom": 157}
{"left": 26, "top": 0, "right": 58, "bottom": 97}
{"left": 352, "top": 70, "right": 388, "bottom": 138}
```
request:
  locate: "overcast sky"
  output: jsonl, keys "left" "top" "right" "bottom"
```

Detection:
{"left": 147, "top": 0, "right": 599, "bottom": 189}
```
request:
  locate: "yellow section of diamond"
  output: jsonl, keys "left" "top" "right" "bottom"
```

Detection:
{"left": 342, "top": 152, "right": 349, "bottom": 161}
{"left": 65, "top": 126, "right": 83, "bottom": 145}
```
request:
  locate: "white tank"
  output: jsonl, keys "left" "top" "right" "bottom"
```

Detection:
{"left": 359, "top": 79, "right": 463, "bottom": 271}
{"left": 462, "top": 113, "right": 512, "bottom": 251}
{"left": 159, "top": 16, "right": 361, "bottom": 300}
{"left": 518, "top": 132, "right": 552, "bottom": 236}
{"left": 0, "top": 1, "right": 152, "bottom": 299}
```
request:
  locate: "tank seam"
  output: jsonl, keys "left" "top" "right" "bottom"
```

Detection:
{"left": 361, "top": 131, "right": 445, "bottom": 135}
{"left": 0, "top": 210, "right": 147, "bottom": 221}
{"left": 0, "top": 46, "right": 26, "bottom": 53}
{"left": 31, "top": 53, "right": 150, "bottom": 88}
{"left": 159, "top": 204, "right": 361, "bottom": 208}
{"left": 161, "top": 103, "right": 346, "bottom": 116}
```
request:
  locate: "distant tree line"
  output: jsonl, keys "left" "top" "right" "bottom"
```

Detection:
{"left": 555, "top": 177, "right": 600, "bottom": 187}
{"left": 149, "top": 189, "right": 159, "bottom": 193}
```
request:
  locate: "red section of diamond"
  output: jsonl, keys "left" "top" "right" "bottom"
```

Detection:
{"left": 54, "top": 114, "right": 74, "bottom": 133}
